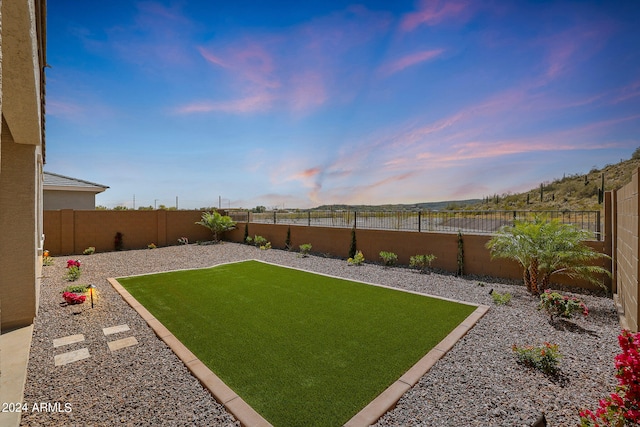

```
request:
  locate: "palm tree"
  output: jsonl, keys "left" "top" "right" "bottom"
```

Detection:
{"left": 536, "top": 220, "right": 610, "bottom": 291}
{"left": 195, "top": 211, "right": 236, "bottom": 242}
{"left": 486, "top": 218, "right": 610, "bottom": 295}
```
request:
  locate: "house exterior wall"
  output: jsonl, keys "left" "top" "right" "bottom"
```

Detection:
{"left": 44, "top": 190, "right": 96, "bottom": 210}
{"left": 0, "top": 0, "right": 45, "bottom": 332}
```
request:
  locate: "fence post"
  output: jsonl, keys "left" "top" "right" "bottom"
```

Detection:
{"left": 418, "top": 211, "right": 422, "bottom": 232}
{"left": 273, "top": 211, "right": 277, "bottom": 224}
{"left": 308, "top": 211, "right": 311, "bottom": 226}
{"left": 596, "top": 210, "right": 601, "bottom": 241}
{"left": 353, "top": 211, "right": 357, "bottom": 229}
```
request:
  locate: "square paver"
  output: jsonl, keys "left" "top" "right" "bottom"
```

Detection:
{"left": 53, "top": 334, "right": 85, "bottom": 348}
{"left": 102, "top": 324, "right": 130, "bottom": 336}
{"left": 107, "top": 336, "right": 138, "bottom": 352}
{"left": 54, "top": 348, "right": 91, "bottom": 366}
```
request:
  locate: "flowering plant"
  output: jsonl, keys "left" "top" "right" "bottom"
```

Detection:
{"left": 512, "top": 342, "right": 561, "bottom": 375}
{"left": 43, "top": 250, "right": 53, "bottom": 266}
{"left": 538, "top": 289, "right": 588, "bottom": 321}
{"left": 579, "top": 330, "right": 640, "bottom": 426}
{"left": 65, "top": 260, "right": 82, "bottom": 281}
{"left": 347, "top": 250, "right": 365, "bottom": 265}
{"left": 62, "top": 291, "right": 86, "bottom": 305}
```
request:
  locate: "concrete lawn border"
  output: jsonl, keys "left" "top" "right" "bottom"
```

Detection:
{"left": 108, "top": 260, "right": 489, "bottom": 427}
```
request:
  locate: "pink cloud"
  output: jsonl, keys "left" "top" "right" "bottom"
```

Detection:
{"left": 182, "top": 5, "right": 391, "bottom": 116}
{"left": 401, "top": 0, "right": 472, "bottom": 32}
{"left": 378, "top": 49, "right": 444, "bottom": 77}
{"left": 291, "top": 167, "right": 322, "bottom": 180}
{"left": 174, "top": 93, "right": 274, "bottom": 114}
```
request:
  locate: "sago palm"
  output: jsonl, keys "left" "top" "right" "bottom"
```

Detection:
{"left": 535, "top": 220, "right": 610, "bottom": 291}
{"left": 486, "top": 218, "right": 610, "bottom": 295}
{"left": 486, "top": 218, "right": 542, "bottom": 294}
{"left": 195, "top": 211, "right": 236, "bottom": 242}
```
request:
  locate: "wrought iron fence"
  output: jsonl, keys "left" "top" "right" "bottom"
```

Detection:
{"left": 228, "top": 209, "right": 603, "bottom": 240}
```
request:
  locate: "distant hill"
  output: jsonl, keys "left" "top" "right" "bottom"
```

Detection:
{"left": 466, "top": 155, "right": 640, "bottom": 212}
{"left": 310, "top": 154, "right": 640, "bottom": 213}
{"left": 312, "top": 199, "right": 482, "bottom": 212}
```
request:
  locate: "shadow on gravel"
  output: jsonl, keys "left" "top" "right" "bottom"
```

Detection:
{"left": 548, "top": 370, "right": 570, "bottom": 387}
{"left": 550, "top": 319, "right": 599, "bottom": 337}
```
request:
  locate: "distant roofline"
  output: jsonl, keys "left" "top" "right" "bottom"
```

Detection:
{"left": 44, "top": 171, "right": 109, "bottom": 193}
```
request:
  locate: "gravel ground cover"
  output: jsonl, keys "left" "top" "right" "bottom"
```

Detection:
{"left": 21, "top": 242, "right": 620, "bottom": 426}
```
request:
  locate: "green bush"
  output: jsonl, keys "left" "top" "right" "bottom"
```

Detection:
{"left": 491, "top": 291, "right": 512, "bottom": 305}
{"left": 299, "top": 243, "right": 312, "bottom": 257}
{"left": 63, "top": 285, "right": 87, "bottom": 294}
{"left": 409, "top": 254, "right": 437, "bottom": 273}
{"left": 83, "top": 246, "right": 95, "bottom": 255}
{"left": 512, "top": 342, "right": 561, "bottom": 375}
{"left": 347, "top": 250, "right": 365, "bottom": 266}
{"left": 379, "top": 251, "right": 398, "bottom": 267}
{"left": 253, "top": 235, "right": 267, "bottom": 247}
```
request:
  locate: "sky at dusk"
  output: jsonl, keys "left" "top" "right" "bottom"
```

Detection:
{"left": 45, "top": 1, "right": 640, "bottom": 209}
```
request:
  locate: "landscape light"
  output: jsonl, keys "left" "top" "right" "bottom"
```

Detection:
{"left": 87, "top": 284, "right": 96, "bottom": 308}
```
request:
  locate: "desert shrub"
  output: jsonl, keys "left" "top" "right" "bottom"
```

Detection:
{"left": 512, "top": 342, "right": 561, "bottom": 375}
{"left": 347, "top": 250, "right": 365, "bottom": 265}
{"left": 299, "top": 243, "right": 312, "bottom": 257}
{"left": 253, "top": 235, "right": 267, "bottom": 247}
{"left": 491, "top": 291, "right": 512, "bottom": 305}
{"left": 409, "top": 254, "right": 437, "bottom": 273}
{"left": 379, "top": 251, "right": 398, "bottom": 267}
{"left": 83, "top": 246, "right": 95, "bottom": 255}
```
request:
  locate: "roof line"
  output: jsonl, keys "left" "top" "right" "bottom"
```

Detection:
{"left": 44, "top": 171, "right": 110, "bottom": 189}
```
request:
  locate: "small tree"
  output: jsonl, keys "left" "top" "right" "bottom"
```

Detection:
{"left": 195, "top": 211, "right": 236, "bottom": 242}
{"left": 486, "top": 218, "right": 610, "bottom": 295}
{"left": 348, "top": 228, "right": 357, "bottom": 259}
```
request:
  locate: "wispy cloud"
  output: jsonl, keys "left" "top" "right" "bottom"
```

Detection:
{"left": 176, "top": 5, "right": 390, "bottom": 115}
{"left": 401, "top": 0, "right": 472, "bottom": 32}
{"left": 174, "top": 94, "right": 274, "bottom": 114}
{"left": 378, "top": 49, "right": 444, "bottom": 77}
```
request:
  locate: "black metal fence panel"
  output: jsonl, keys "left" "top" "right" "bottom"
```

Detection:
{"left": 227, "top": 210, "right": 602, "bottom": 240}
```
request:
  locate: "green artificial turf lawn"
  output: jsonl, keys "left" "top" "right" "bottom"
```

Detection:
{"left": 118, "top": 260, "right": 476, "bottom": 426}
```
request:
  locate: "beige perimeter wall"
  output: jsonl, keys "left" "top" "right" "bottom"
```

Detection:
{"left": 44, "top": 211, "right": 609, "bottom": 292}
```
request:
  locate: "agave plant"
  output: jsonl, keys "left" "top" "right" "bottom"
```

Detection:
{"left": 486, "top": 217, "right": 610, "bottom": 295}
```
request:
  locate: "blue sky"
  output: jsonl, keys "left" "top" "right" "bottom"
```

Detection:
{"left": 46, "top": 1, "right": 640, "bottom": 209}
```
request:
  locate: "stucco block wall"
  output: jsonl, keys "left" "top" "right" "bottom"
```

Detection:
{"left": 615, "top": 169, "right": 639, "bottom": 331}
{"left": 44, "top": 190, "right": 96, "bottom": 210}
{"left": 226, "top": 223, "right": 607, "bottom": 290}
{"left": 43, "top": 211, "right": 610, "bottom": 291}
{"left": 44, "top": 210, "right": 213, "bottom": 255}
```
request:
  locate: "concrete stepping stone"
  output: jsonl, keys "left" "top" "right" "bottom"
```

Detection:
{"left": 53, "top": 334, "right": 85, "bottom": 348}
{"left": 54, "top": 348, "right": 90, "bottom": 366}
{"left": 107, "top": 336, "right": 138, "bottom": 352}
{"left": 103, "top": 324, "right": 130, "bottom": 336}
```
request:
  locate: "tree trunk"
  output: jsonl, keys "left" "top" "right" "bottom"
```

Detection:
{"left": 529, "top": 258, "right": 540, "bottom": 295}
{"left": 540, "top": 274, "right": 550, "bottom": 292}
{"left": 523, "top": 267, "right": 532, "bottom": 293}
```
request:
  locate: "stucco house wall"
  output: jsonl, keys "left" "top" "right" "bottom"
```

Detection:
{"left": 0, "top": 0, "right": 46, "bottom": 332}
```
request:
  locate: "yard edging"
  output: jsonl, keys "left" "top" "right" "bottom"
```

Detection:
{"left": 108, "top": 261, "right": 489, "bottom": 427}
